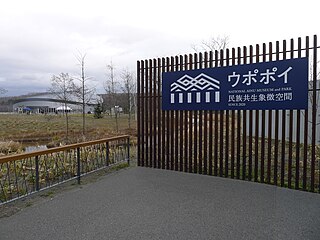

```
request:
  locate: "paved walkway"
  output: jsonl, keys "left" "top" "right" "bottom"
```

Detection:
{"left": 0, "top": 167, "right": 319, "bottom": 240}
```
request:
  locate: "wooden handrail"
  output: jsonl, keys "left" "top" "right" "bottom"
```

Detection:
{"left": 0, "top": 135, "right": 130, "bottom": 164}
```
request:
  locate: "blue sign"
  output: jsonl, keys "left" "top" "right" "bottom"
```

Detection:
{"left": 162, "top": 57, "right": 308, "bottom": 110}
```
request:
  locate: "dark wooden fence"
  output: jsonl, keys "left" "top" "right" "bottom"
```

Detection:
{"left": 137, "top": 35, "right": 319, "bottom": 193}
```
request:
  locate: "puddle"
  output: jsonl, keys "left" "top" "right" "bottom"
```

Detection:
{"left": 25, "top": 145, "right": 48, "bottom": 153}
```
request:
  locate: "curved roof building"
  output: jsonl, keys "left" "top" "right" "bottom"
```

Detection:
{"left": 13, "top": 92, "right": 95, "bottom": 114}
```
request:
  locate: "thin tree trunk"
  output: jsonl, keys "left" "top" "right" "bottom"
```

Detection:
{"left": 128, "top": 90, "right": 131, "bottom": 129}
{"left": 115, "top": 111, "right": 119, "bottom": 132}
{"left": 82, "top": 61, "right": 85, "bottom": 136}
{"left": 65, "top": 102, "right": 69, "bottom": 142}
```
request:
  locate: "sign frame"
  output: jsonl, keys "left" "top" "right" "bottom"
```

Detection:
{"left": 162, "top": 57, "right": 309, "bottom": 111}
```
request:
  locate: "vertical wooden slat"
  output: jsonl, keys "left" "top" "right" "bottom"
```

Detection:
{"left": 157, "top": 58, "right": 161, "bottom": 169}
{"left": 302, "top": 36, "right": 309, "bottom": 190}
{"left": 248, "top": 110, "right": 253, "bottom": 181}
{"left": 281, "top": 40, "right": 287, "bottom": 187}
{"left": 231, "top": 48, "right": 236, "bottom": 179}
{"left": 168, "top": 57, "right": 174, "bottom": 170}
{"left": 198, "top": 52, "right": 203, "bottom": 174}
{"left": 148, "top": 59, "right": 153, "bottom": 168}
{"left": 313, "top": 34, "right": 318, "bottom": 192}
{"left": 198, "top": 110, "right": 202, "bottom": 173}
{"left": 209, "top": 110, "right": 213, "bottom": 175}
{"left": 248, "top": 45, "right": 253, "bottom": 181}
{"left": 214, "top": 50, "right": 219, "bottom": 176}
{"left": 179, "top": 55, "right": 184, "bottom": 172}
{"left": 274, "top": 66, "right": 280, "bottom": 185}
{"left": 193, "top": 53, "right": 198, "bottom": 174}
{"left": 170, "top": 56, "right": 175, "bottom": 171}
{"left": 145, "top": 60, "right": 149, "bottom": 167}
{"left": 161, "top": 58, "right": 166, "bottom": 169}
{"left": 189, "top": 107, "right": 193, "bottom": 173}
{"left": 203, "top": 108, "right": 208, "bottom": 173}
{"left": 288, "top": 39, "right": 294, "bottom": 188}
{"left": 137, "top": 61, "right": 141, "bottom": 166}
{"left": 166, "top": 110, "right": 171, "bottom": 170}
{"left": 166, "top": 57, "right": 172, "bottom": 170}
{"left": 311, "top": 35, "right": 317, "bottom": 192}
{"left": 219, "top": 49, "right": 224, "bottom": 177}
{"left": 254, "top": 44, "right": 260, "bottom": 182}
{"left": 260, "top": 43, "right": 266, "bottom": 183}
{"left": 295, "top": 38, "right": 302, "bottom": 189}
{"left": 219, "top": 113, "right": 224, "bottom": 177}
{"left": 150, "top": 59, "right": 158, "bottom": 168}
{"left": 295, "top": 116, "right": 301, "bottom": 189}
{"left": 184, "top": 55, "right": 189, "bottom": 173}
{"left": 214, "top": 110, "right": 219, "bottom": 176}
{"left": 179, "top": 109, "right": 183, "bottom": 171}
{"left": 274, "top": 41, "right": 280, "bottom": 186}
{"left": 203, "top": 52, "right": 208, "bottom": 175}
{"left": 267, "top": 42, "right": 273, "bottom": 184}
{"left": 288, "top": 115, "right": 293, "bottom": 187}
{"left": 225, "top": 48, "right": 230, "bottom": 178}
{"left": 208, "top": 51, "right": 214, "bottom": 176}
{"left": 242, "top": 46, "right": 247, "bottom": 180}
{"left": 188, "top": 54, "right": 193, "bottom": 173}
{"left": 236, "top": 47, "right": 241, "bottom": 179}
{"left": 153, "top": 59, "right": 157, "bottom": 168}
{"left": 236, "top": 112, "right": 241, "bottom": 179}
{"left": 165, "top": 57, "right": 170, "bottom": 170}
{"left": 174, "top": 56, "right": 179, "bottom": 171}
{"left": 141, "top": 60, "right": 145, "bottom": 167}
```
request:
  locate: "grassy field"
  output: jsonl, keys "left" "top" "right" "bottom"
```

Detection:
{"left": 0, "top": 113, "right": 136, "bottom": 153}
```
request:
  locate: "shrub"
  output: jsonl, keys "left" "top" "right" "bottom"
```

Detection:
{"left": 0, "top": 141, "right": 23, "bottom": 154}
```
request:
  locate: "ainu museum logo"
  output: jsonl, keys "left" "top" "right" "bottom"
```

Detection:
{"left": 162, "top": 57, "right": 308, "bottom": 111}
{"left": 170, "top": 73, "right": 220, "bottom": 104}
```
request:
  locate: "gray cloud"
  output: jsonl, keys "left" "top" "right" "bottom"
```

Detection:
{"left": 0, "top": 1, "right": 319, "bottom": 96}
{"left": 0, "top": 13, "right": 164, "bottom": 95}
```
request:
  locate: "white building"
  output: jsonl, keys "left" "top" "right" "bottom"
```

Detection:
{"left": 13, "top": 92, "right": 95, "bottom": 114}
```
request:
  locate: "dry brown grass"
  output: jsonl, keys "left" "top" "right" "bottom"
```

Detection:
{"left": 0, "top": 141, "right": 23, "bottom": 155}
{"left": 0, "top": 113, "right": 137, "bottom": 153}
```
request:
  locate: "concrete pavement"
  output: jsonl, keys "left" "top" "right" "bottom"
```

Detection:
{"left": 0, "top": 167, "right": 319, "bottom": 240}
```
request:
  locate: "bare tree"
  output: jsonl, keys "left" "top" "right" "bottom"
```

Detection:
{"left": 192, "top": 35, "right": 229, "bottom": 52}
{"left": 299, "top": 57, "right": 319, "bottom": 143}
{"left": 120, "top": 68, "right": 136, "bottom": 129}
{"left": 74, "top": 52, "right": 95, "bottom": 137}
{"left": 105, "top": 61, "right": 120, "bottom": 132}
{"left": 308, "top": 60, "right": 320, "bottom": 105}
{"left": 306, "top": 59, "right": 320, "bottom": 131}
{"left": 48, "top": 73, "right": 75, "bottom": 141}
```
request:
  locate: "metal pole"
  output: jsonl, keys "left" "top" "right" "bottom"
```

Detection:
{"left": 35, "top": 156, "right": 39, "bottom": 191}
{"left": 77, "top": 147, "right": 81, "bottom": 184}
{"left": 127, "top": 138, "right": 130, "bottom": 166}
{"left": 106, "top": 142, "right": 109, "bottom": 166}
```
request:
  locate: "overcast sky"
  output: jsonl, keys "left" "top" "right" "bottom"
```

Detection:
{"left": 0, "top": 0, "right": 319, "bottom": 96}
